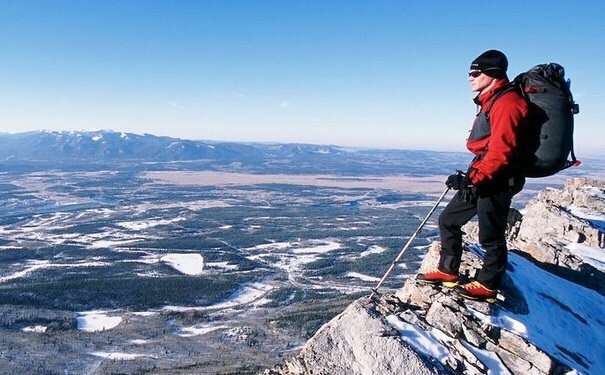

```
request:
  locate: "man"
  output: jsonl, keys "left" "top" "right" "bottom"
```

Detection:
{"left": 417, "top": 50, "right": 529, "bottom": 303}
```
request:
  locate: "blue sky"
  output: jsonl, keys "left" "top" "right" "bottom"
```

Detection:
{"left": 1, "top": 1, "right": 604, "bottom": 155}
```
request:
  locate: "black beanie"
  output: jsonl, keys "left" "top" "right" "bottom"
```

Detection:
{"left": 470, "top": 50, "right": 508, "bottom": 78}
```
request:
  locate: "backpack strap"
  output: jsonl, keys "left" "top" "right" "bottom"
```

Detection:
{"left": 473, "top": 85, "right": 521, "bottom": 169}
{"left": 484, "top": 85, "right": 518, "bottom": 121}
{"left": 565, "top": 125, "right": 580, "bottom": 168}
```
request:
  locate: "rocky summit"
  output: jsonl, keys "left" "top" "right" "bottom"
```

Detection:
{"left": 260, "top": 178, "right": 605, "bottom": 375}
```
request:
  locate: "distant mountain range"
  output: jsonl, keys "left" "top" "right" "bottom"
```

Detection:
{"left": 0, "top": 130, "right": 471, "bottom": 175}
{"left": 2, "top": 130, "right": 602, "bottom": 178}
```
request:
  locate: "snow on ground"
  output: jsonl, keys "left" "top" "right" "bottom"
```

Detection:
{"left": 90, "top": 352, "right": 151, "bottom": 360}
{"left": 160, "top": 253, "right": 204, "bottom": 275}
{"left": 130, "top": 339, "right": 152, "bottom": 345}
{"left": 252, "top": 297, "right": 273, "bottom": 307}
{"left": 206, "top": 282, "right": 274, "bottom": 310}
{"left": 178, "top": 323, "right": 229, "bottom": 337}
{"left": 135, "top": 253, "right": 204, "bottom": 275}
{"left": 205, "top": 261, "right": 239, "bottom": 271}
{"left": 77, "top": 311, "right": 122, "bottom": 332}
{"left": 244, "top": 238, "right": 378, "bottom": 295}
{"left": 565, "top": 207, "right": 605, "bottom": 271}
{"left": 346, "top": 272, "right": 380, "bottom": 282}
{"left": 469, "top": 244, "right": 605, "bottom": 375}
{"left": 88, "top": 238, "right": 143, "bottom": 249}
{"left": 163, "top": 282, "right": 274, "bottom": 312}
{"left": 23, "top": 325, "right": 47, "bottom": 333}
{"left": 567, "top": 243, "right": 605, "bottom": 272}
{"left": 0, "top": 260, "right": 52, "bottom": 282}
{"left": 292, "top": 241, "right": 341, "bottom": 254}
{"left": 358, "top": 245, "right": 387, "bottom": 258}
{"left": 0, "top": 260, "right": 109, "bottom": 283}
{"left": 386, "top": 315, "right": 512, "bottom": 375}
{"left": 580, "top": 185, "right": 605, "bottom": 200}
{"left": 248, "top": 242, "right": 292, "bottom": 251}
{"left": 386, "top": 243, "right": 605, "bottom": 374}
{"left": 568, "top": 206, "right": 605, "bottom": 231}
{"left": 246, "top": 240, "right": 342, "bottom": 281}
{"left": 131, "top": 311, "right": 156, "bottom": 317}
{"left": 253, "top": 240, "right": 343, "bottom": 281}
{"left": 0, "top": 207, "right": 156, "bottom": 249}
{"left": 116, "top": 216, "right": 186, "bottom": 231}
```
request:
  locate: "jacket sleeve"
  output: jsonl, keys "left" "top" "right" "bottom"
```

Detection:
{"left": 467, "top": 93, "right": 528, "bottom": 185}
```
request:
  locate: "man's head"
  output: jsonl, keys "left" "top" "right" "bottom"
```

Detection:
{"left": 470, "top": 50, "right": 508, "bottom": 78}
{"left": 468, "top": 49, "right": 508, "bottom": 93}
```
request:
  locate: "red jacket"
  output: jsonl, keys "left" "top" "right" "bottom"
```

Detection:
{"left": 466, "top": 79, "right": 529, "bottom": 185}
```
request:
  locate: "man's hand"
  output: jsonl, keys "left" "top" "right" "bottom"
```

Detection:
{"left": 446, "top": 171, "right": 469, "bottom": 190}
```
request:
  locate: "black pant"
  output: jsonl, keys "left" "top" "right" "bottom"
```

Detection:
{"left": 437, "top": 183, "right": 517, "bottom": 289}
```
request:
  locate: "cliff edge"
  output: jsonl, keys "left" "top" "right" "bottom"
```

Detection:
{"left": 260, "top": 178, "right": 605, "bottom": 375}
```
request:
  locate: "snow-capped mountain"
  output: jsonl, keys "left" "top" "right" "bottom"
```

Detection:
{"left": 2, "top": 130, "right": 602, "bottom": 179}
{"left": 0, "top": 130, "right": 469, "bottom": 175}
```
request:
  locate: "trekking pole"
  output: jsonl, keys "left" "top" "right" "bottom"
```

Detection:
{"left": 369, "top": 187, "right": 450, "bottom": 300}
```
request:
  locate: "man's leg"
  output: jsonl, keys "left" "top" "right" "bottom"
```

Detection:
{"left": 437, "top": 190, "right": 478, "bottom": 275}
{"left": 475, "top": 190, "right": 511, "bottom": 289}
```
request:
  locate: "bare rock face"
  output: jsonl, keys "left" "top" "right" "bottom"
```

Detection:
{"left": 513, "top": 178, "right": 605, "bottom": 260}
{"left": 260, "top": 178, "right": 605, "bottom": 375}
{"left": 261, "top": 243, "right": 574, "bottom": 375}
{"left": 461, "top": 178, "right": 605, "bottom": 295}
{"left": 265, "top": 299, "right": 452, "bottom": 375}
{"left": 396, "top": 244, "right": 571, "bottom": 375}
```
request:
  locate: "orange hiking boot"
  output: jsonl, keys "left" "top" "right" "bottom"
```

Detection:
{"left": 417, "top": 269, "right": 459, "bottom": 288}
{"left": 455, "top": 281, "right": 497, "bottom": 303}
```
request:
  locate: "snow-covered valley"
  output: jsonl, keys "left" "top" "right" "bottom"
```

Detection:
{"left": 0, "top": 168, "right": 457, "bottom": 374}
{"left": 0, "top": 160, "right": 601, "bottom": 374}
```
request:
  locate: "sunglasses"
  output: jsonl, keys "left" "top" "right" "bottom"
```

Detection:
{"left": 469, "top": 67, "right": 502, "bottom": 78}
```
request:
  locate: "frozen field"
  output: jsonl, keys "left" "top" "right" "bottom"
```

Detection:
{"left": 0, "top": 166, "right": 586, "bottom": 374}
{"left": 0, "top": 168, "right": 452, "bottom": 374}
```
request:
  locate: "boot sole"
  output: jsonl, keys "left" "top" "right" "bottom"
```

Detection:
{"left": 418, "top": 279, "right": 459, "bottom": 288}
{"left": 456, "top": 292, "right": 496, "bottom": 304}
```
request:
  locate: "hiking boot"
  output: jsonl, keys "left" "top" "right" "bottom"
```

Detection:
{"left": 417, "top": 270, "right": 459, "bottom": 287}
{"left": 455, "top": 281, "right": 497, "bottom": 303}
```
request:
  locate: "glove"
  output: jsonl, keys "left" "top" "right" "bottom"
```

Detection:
{"left": 446, "top": 172, "right": 469, "bottom": 190}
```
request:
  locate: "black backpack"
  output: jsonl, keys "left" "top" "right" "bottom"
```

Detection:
{"left": 487, "top": 63, "right": 580, "bottom": 178}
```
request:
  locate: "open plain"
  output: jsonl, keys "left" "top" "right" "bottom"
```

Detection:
{"left": 0, "top": 165, "right": 585, "bottom": 374}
